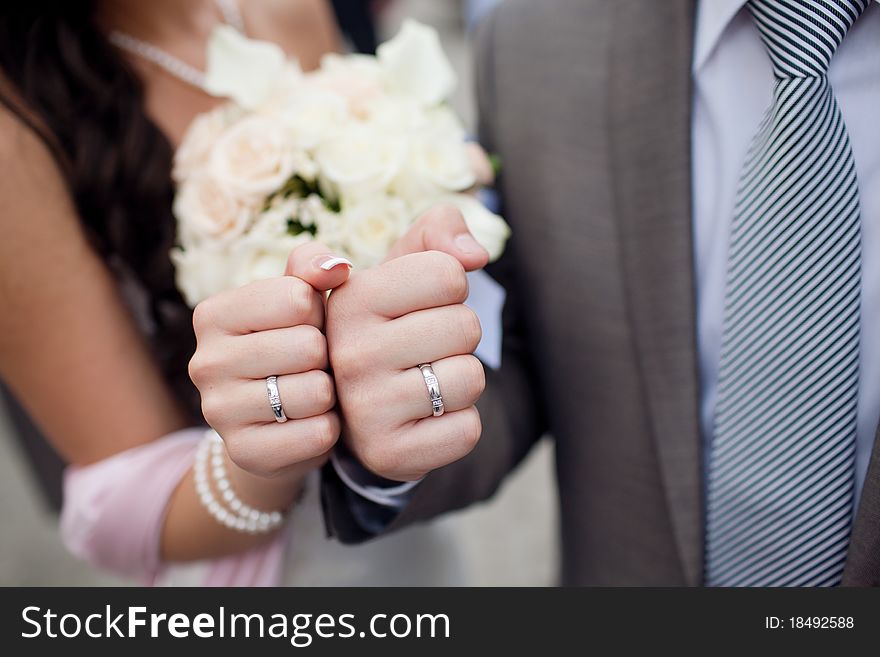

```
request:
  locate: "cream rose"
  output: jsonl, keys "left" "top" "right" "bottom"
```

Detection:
{"left": 171, "top": 246, "right": 235, "bottom": 307}
{"left": 209, "top": 115, "right": 298, "bottom": 200}
{"left": 342, "top": 195, "right": 410, "bottom": 268}
{"left": 172, "top": 105, "right": 237, "bottom": 183}
{"left": 229, "top": 233, "right": 313, "bottom": 289}
{"left": 173, "top": 173, "right": 254, "bottom": 247}
{"left": 316, "top": 124, "right": 406, "bottom": 201}
{"left": 378, "top": 19, "right": 457, "bottom": 107}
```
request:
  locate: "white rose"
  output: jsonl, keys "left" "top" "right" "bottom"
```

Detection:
{"left": 316, "top": 124, "right": 406, "bottom": 201}
{"left": 393, "top": 131, "right": 476, "bottom": 203}
{"left": 342, "top": 195, "right": 410, "bottom": 269}
{"left": 378, "top": 20, "right": 457, "bottom": 107}
{"left": 171, "top": 245, "right": 235, "bottom": 307}
{"left": 427, "top": 194, "right": 511, "bottom": 262}
{"left": 273, "top": 87, "right": 350, "bottom": 150}
{"left": 361, "top": 92, "right": 426, "bottom": 132}
{"left": 204, "top": 25, "right": 287, "bottom": 109}
{"left": 209, "top": 115, "right": 298, "bottom": 200}
{"left": 230, "top": 233, "right": 313, "bottom": 289}
{"left": 173, "top": 105, "right": 237, "bottom": 183}
{"left": 173, "top": 173, "right": 254, "bottom": 247}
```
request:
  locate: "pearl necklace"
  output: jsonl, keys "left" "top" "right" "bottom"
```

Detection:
{"left": 108, "top": 0, "right": 245, "bottom": 91}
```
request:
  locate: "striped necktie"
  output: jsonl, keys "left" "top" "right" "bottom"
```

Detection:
{"left": 705, "top": 0, "right": 867, "bottom": 587}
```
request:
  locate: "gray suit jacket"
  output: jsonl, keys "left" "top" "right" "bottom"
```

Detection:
{"left": 323, "top": 0, "right": 880, "bottom": 586}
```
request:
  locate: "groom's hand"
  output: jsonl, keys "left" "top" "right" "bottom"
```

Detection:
{"left": 328, "top": 206, "right": 489, "bottom": 481}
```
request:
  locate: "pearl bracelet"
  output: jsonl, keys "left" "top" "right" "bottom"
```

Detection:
{"left": 194, "top": 431, "right": 285, "bottom": 534}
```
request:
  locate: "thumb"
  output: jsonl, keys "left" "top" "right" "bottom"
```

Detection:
{"left": 385, "top": 205, "right": 490, "bottom": 272}
{"left": 285, "top": 241, "right": 353, "bottom": 292}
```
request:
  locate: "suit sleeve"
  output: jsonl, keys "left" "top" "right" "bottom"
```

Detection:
{"left": 321, "top": 8, "right": 549, "bottom": 542}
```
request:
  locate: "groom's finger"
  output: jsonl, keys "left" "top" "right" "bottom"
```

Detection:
{"left": 394, "top": 355, "right": 486, "bottom": 421}
{"left": 379, "top": 407, "right": 483, "bottom": 481}
{"left": 384, "top": 204, "right": 489, "bottom": 272}
{"left": 342, "top": 250, "right": 470, "bottom": 318}
{"left": 285, "top": 241, "right": 353, "bottom": 292}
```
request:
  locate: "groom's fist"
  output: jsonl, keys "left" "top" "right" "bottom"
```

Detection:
{"left": 327, "top": 207, "right": 489, "bottom": 481}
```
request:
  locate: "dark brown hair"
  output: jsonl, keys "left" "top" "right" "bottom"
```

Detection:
{"left": 0, "top": 2, "right": 200, "bottom": 417}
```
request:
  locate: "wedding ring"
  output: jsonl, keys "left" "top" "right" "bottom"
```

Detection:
{"left": 266, "top": 375, "right": 288, "bottom": 423}
{"left": 417, "top": 364, "right": 445, "bottom": 417}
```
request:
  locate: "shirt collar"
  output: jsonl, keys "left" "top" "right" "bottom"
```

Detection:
{"left": 693, "top": 0, "right": 878, "bottom": 74}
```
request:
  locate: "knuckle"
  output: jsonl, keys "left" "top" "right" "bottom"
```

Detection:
{"left": 191, "top": 299, "right": 215, "bottom": 335}
{"left": 311, "top": 412, "right": 340, "bottom": 453}
{"left": 311, "top": 371, "right": 336, "bottom": 410}
{"left": 188, "top": 351, "right": 221, "bottom": 385}
{"left": 199, "top": 393, "right": 224, "bottom": 425}
{"left": 298, "top": 325, "right": 327, "bottom": 367}
{"left": 286, "top": 277, "right": 316, "bottom": 323}
{"left": 462, "top": 356, "right": 487, "bottom": 402}
{"left": 459, "top": 407, "right": 483, "bottom": 454}
{"left": 187, "top": 354, "right": 203, "bottom": 384}
{"left": 458, "top": 305, "right": 483, "bottom": 351}
{"left": 427, "top": 251, "right": 468, "bottom": 303}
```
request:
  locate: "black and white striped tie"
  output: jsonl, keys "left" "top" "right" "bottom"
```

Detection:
{"left": 705, "top": 0, "right": 867, "bottom": 587}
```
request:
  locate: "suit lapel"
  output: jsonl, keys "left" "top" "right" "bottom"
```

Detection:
{"left": 607, "top": 0, "right": 703, "bottom": 585}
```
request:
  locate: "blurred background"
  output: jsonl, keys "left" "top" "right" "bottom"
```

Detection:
{"left": 0, "top": 0, "right": 558, "bottom": 587}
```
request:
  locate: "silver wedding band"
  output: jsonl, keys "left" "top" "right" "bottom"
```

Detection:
{"left": 266, "top": 375, "right": 288, "bottom": 423}
{"left": 418, "top": 364, "right": 445, "bottom": 417}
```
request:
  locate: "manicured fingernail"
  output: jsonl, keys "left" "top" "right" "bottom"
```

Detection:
{"left": 454, "top": 233, "right": 486, "bottom": 256}
{"left": 316, "top": 255, "right": 354, "bottom": 271}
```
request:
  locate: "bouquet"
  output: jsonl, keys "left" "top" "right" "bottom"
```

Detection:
{"left": 171, "top": 20, "right": 510, "bottom": 307}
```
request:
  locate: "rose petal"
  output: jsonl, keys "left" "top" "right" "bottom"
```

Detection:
{"left": 204, "top": 26, "right": 287, "bottom": 109}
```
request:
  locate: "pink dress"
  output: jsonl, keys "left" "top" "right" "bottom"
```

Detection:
{"left": 60, "top": 428, "right": 285, "bottom": 586}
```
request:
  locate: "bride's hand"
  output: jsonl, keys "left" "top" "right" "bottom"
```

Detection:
{"left": 320, "top": 206, "right": 490, "bottom": 482}
{"left": 189, "top": 243, "right": 352, "bottom": 483}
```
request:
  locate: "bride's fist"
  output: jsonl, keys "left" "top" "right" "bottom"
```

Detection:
{"left": 325, "top": 206, "right": 490, "bottom": 481}
{"left": 188, "top": 243, "right": 351, "bottom": 479}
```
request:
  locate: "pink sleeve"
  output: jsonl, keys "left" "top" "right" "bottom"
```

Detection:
{"left": 60, "top": 428, "right": 284, "bottom": 586}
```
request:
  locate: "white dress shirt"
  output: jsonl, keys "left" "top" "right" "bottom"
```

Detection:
{"left": 342, "top": 0, "right": 880, "bottom": 510}
{"left": 693, "top": 0, "right": 880, "bottom": 504}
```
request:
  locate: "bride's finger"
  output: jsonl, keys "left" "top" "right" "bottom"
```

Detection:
{"left": 225, "top": 412, "right": 341, "bottom": 477}
{"left": 230, "top": 370, "right": 335, "bottom": 425}
{"left": 285, "top": 241, "right": 353, "bottom": 292}
{"left": 395, "top": 355, "right": 485, "bottom": 422}
{"left": 227, "top": 325, "right": 328, "bottom": 379}
{"left": 195, "top": 276, "right": 324, "bottom": 335}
